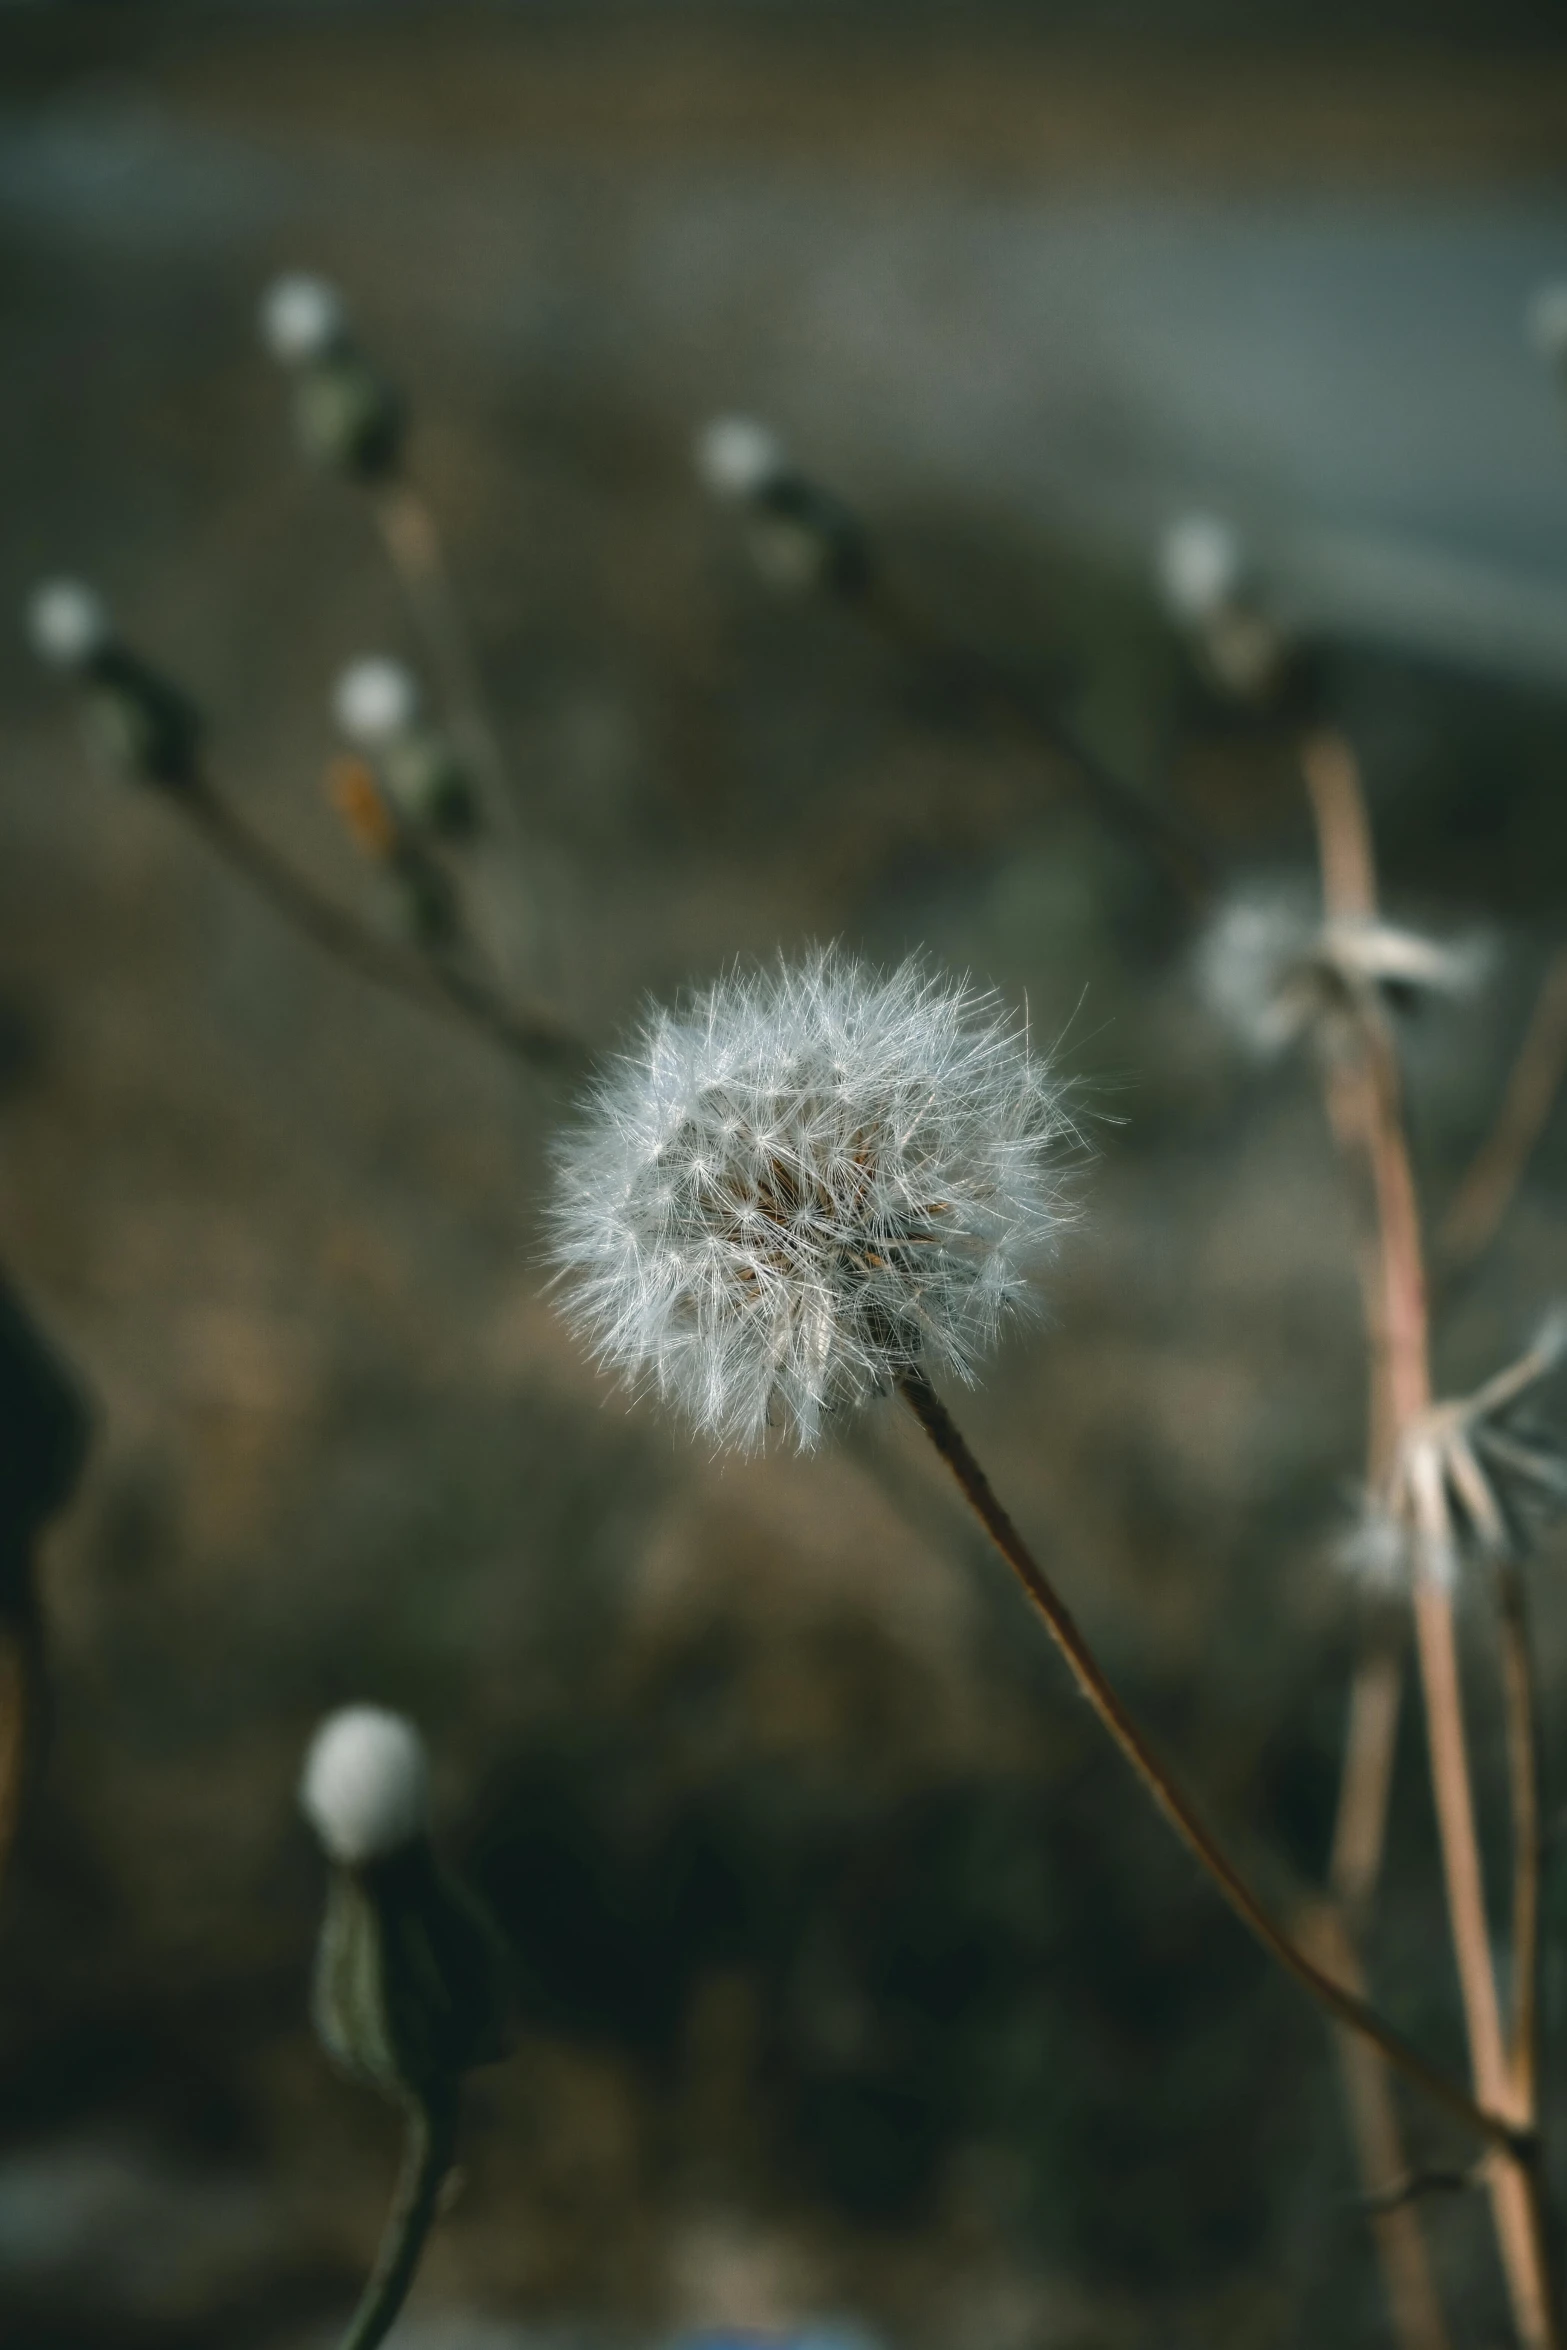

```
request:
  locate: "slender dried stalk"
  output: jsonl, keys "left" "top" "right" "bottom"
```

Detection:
{"left": 1442, "top": 946, "right": 1567, "bottom": 1268}
{"left": 335, "top": 2087, "right": 457, "bottom": 2350}
{"left": 1302, "top": 730, "right": 1448, "bottom": 2346}
{"left": 895, "top": 1368, "right": 1518, "bottom": 2154}
{"left": 177, "top": 777, "right": 586, "bottom": 1073}
{"left": 1303, "top": 732, "right": 1558, "bottom": 2347}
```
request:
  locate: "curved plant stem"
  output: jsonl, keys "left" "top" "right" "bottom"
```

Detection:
{"left": 895, "top": 1368, "right": 1518, "bottom": 2157}
{"left": 1441, "top": 945, "right": 1567, "bottom": 1269}
{"left": 177, "top": 776, "right": 586, "bottom": 1074}
{"left": 336, "top": 2086, "right": 458, "bottom": 2350}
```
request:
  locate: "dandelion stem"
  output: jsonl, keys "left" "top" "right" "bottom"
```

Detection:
{"left": 335, "top": 2086, "right": 457, "bottom": 2350}
{"left": 176, "top": 776, "right": 586, "bottom": 1073}
{"left": 895, "top": 1367, "right": 1520, "bottom": 2157}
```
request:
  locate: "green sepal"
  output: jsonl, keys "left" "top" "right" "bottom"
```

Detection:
{"left": 313, "top": 1840, "right": 512, "bottom": 2101}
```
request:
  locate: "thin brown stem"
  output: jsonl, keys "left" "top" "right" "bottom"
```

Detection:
{"left": 335, "top": 2086, "right": 458, "bottom": 2350}
{"left": 1497, "top": 1559, "right": 1543, "bottom": 2121}
{"left": 1442, "top": 946, "right": 1567, "bottom": 1269}
{"left": 896, "top": 1368, "right": 1519, "bottom": 2155}
{"left": 1307, "top": 736, "right": 1448, "bottom": 2345}
{"left": 1304, "top": 734, "right": 1559, "bottom": 2346}
{"left": 177, "top": 777, "right": 586, "bottom": 1074}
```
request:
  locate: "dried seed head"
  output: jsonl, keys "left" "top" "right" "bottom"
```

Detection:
{"left": 1526, "top": 280, "right": 1567, "bottom": 372}
{"left": 333, "top": 655, "right": 421, "bottom": 747}
{"left": 260, "top": 271, "right": 347, "bottom": 366}
{"left": 26, "top": 577, "right": 112, "bottom": 673}
{"left": 1158, "top": 513, "right": 1245, "bottom": 624}
{"left": 1197, "top": 885, "right": 1486, "bottom": 1059}
{"left": 550, "top": 951, "right": 1073, "bottom": 1453}
{"left": 300, "top": 1705, "right": 430, "bottom": 1866}
{"left": 1345, "top": 1319, "right": 1567, "bottom": 1592}
{"left": 694, "top": 414, "right": 789, "bottom": 503}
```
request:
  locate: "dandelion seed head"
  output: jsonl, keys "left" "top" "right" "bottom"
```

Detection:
{"left": 260, "top": 272, "right": 347, "bottom": 366}
{"left": 1158, "top": 513, "right": 1245, "bottom": 624}
{"left": 695, "top": 414, "right": 788, "bottom": 504}
{"left": 334, "top": 656, "right": 420, "bottom": 747}
{"left": 26, "top": 577, "right": 111, "bottom": 673}
{"left": 549, "top": 951, "right": 1073, "bottom": 1452}
{"left": 300, "top": 1705, "right": 429, "bottom": 1865}
{"left": 1527, "top": 280, "right": 1567, "bottom": 369}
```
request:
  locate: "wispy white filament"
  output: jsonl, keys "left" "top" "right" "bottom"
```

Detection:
{"left": 300, "top": 1706, "right": 430, "bottom": 1865}
{"left": 1197, "top": 885, "right": 1486, "bottom": 1058}
{"left": 550, "top": 951, "right": 1072, "bottom": 1452}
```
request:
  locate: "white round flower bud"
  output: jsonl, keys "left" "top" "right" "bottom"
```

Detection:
{"left": 1526, "top": 280, "right": 1567, "bottom": 369}
{"left": 26, "top": 577, "right": 111, "bottom": 672}
{"left": 260, "top": 272, "right": 347, "bottom": 366}
{"left": 1158, "top": 513, "right": 1245, "bottom": 624}
{"left": 694, "top": 414, "right": 787, "bottom": 502}
{"left": 300, "top": 1705, "right": 430, "bottom": 1865}
{"left": 333, "top": 656, "right": 421, "bottom": 747}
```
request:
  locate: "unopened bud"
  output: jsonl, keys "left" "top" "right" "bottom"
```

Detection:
{"left": 28, "top": 586, "right": 202, "bottom": 792}
{"left": 695, "top": 414, "right": 868, "bottom": 599}
{"left": 1157, "top": 514, "right": 1295, "bottom": 706}
{"left": 333, "top": 660, "right": 476, "bottom": 838}
{"left": 301, "top": 1706, "right": 510, "bottom": 2101}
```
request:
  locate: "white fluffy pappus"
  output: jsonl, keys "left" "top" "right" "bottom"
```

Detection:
{"left": 299, "top": 1705, "right": 430, "bottom": 1865}
{"left": 694, "top": 414, "right": 788, "bottom": 503}
{"left": 333, "top": 655, "right": 421, "bottom": 746}
{"left": 1157, "top": 513, "right": 1245, "bottom": 624}
{"left": 26, "top": 577, "right": 111, "bottom": 672}
{"left": 549, "top": 952, "right": 1074, "bottom": 1453}
{"left": 260, "top": 272, "right": 347, "bottom": 366}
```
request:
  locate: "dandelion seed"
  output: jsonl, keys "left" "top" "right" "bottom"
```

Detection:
{"left": 549, "top": 951, "right": 1073, "bottom": 1452}
{"left": 300, "top": 1704, "right": 430, "bottom": 1866}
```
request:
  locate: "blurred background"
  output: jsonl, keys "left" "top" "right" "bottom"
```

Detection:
{"left": 4, "top": 4, "right": 1567, "bottom": 2345}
